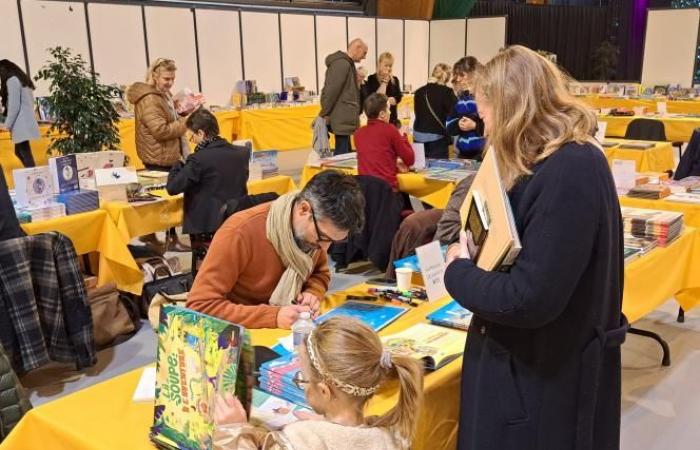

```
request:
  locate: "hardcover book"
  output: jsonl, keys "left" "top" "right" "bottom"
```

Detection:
{"left": 426, "top": 300, "right": 473, "bottom": 331}
{"left": 12, "top": 166, "right": 55, "bottom": 207}
{"left": 381, "top": 323, "right": 467, "bottom": 370}
{"left": 48, "top": 154, "right": 79, "bottom": 194}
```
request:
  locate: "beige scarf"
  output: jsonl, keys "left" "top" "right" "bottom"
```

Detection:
{"left": 266, "top": 191, "right": 316, "bottom": 306}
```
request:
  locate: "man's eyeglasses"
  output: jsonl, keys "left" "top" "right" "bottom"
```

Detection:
{"left": 310, "top": 207, "right": 346, "bottom": 246}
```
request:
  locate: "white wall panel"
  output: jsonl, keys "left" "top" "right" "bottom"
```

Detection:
{"left": 316, "top": 15, "right": 347, "bottom": 94}
{"left": 241, "top": 11, "right": 281, "bottom": 92}
{"left": 466, "top": 17, "right": 506, "bottom": 65}
{"left": 377, "top": 18, "right": 404, "bottom": 86}
{"left": 22, "top": 0, "right": 90, "bottom": 96}
{"left": 280, "top": 14, "right": 317, "bottom": 93}
{"left": 89, "top": 3, "right": 146, "bottom": 89}
{"left": 196, "top": 9, "right": 242, "bottom": 106}
{"left": 348, "top": 17, "right": 376, "bottom": 74}
{"left": 0, "top": 0, "right": 26, "bottom": 76}
{"left": 404, "top": 20, "right": 430, "bottom": 92}
{"left": 145, "top": 6, "right": 199, "bottom": 93}
{"left": 429, "top": 19, "right": 466, "bottom": 74}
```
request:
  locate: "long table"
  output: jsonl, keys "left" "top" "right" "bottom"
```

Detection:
{"left": 599, "top": 114, "right": 700, "bottom": 142}
{"left": 582, "top": 95, "right": 700, "bottom": 115}
{"left": 0, "top": 285, "right": 460, "bottom": 450}
{"left": 603, "top": 139, "right": 676, "bottom": 173}
{"left": 21, "top": 176, "right": 296, "bottom": 294}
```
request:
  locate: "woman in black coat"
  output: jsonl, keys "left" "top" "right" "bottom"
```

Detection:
{"left": 413, "top": 63, "right": 457, "bottom": 159}
{"left": 363, "top": 52, "right": 402, "bottom": 127}
{"left": 444, "top": 46, "right": 626, "bottom": 450}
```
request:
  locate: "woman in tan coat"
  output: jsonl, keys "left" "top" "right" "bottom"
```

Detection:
{"left": 127, "top": 58, "right": 192, "bottom": 252}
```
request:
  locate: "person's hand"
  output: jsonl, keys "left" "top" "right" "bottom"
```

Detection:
{"left": 387, "top": 97, "right": 397, "bottom": 106}
{"left": 396, "top": 158, "right": 410, "bottom": 173}
{"left": 458, "top": 117, "right": 476, "bottom": 132}
{"left": 276, "top": 305, "right": 311, "bottom": 329}
{"left": 446, "top": 231, "right": 472, "bottom": 265}
{"left": 213, "top": 393, "right": 247, "bottom": 425}
{"left": 296, "top": 292, "right": 320, "bottom": 318}
{"left": 293, "top": 410, "right": 325, "bottom": 421}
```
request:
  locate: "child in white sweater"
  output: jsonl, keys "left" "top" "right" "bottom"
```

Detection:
{"left": 213, "top": 317, "right": 424, "bottom": 450}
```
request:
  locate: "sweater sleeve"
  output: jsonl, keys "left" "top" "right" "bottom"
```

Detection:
{"left": 435, "top": 176, "right": 473, "bottom": 245}
{"left": 3, "top": 77, "right": 22, "bottom": 131}
{"left": 319, "top": 61, "right": 349, "bottom": 118}
{"left": 166, "top": 157, "right": 201, "bottom": 195}
{"left": 444, "top": 152, "right": 600, "bottom": 329}
{"left": 392, "top": 128, "right": 415, "bottom": 167}
{"left": 137, "top": 95, "right": 187, "bottom": 142}
{"left": 186, "top": 226, "right": 280, "bottom": 329}
{"left": 302, "top": 250, "right": 330, "bottom": 298}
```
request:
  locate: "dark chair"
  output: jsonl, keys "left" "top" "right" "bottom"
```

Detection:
{"left": 624, "top": 118, "right": 684, "bottom": 160}
{"left": 674, "top": 128, "right": 700, "bottom": 180}
{"left": 190, "top": 192, "right": 280, "bottom": 277}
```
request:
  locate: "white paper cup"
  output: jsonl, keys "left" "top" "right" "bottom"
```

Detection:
{"left": 633, "top": 106, "right": 645, "bottom": 116}
{"left": 395, "top": 267, "right": 413, "bottom": 291}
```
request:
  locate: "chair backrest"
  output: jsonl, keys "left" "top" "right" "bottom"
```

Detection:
{"left": 624, "top": 118, "right": 667, "bottom": 141}
{"left": 219, "top": 192, "right": 280, "bottom": 226}
{"left": 674, "top": 128, "right": 700, "bottom": 180}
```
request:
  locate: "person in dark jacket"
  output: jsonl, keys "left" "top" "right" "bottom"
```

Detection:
{"left": 362, "top": 52, "right": 403, "bottom": 127}
{"left": 167, "top": 108, "right": 249, "bottom": 238}
{"left": 413, "top": 63, "right": 458, "bottom": 159}
{"left": 319, "top": 39, "right": 367, "bottom": 156}
{"left": 444, "top": 46, "right": 626, "bottom": 450}
{"left": 0, "top": 165, "right": 24, "bottom": 242}
{"left": 446, "top": 56, "right": 486, "bottom": 160}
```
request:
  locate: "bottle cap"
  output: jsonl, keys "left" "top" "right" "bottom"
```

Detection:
{"left": 299, "top": 311, "right": 311, "bottom": 320}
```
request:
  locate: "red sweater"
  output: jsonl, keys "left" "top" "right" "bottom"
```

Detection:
{"left": 354, "top": 119, "right": 415, "bottom": 190}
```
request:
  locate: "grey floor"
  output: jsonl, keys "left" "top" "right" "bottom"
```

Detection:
{"left": 19, "top": 148, "right": 700, "bottom": 449}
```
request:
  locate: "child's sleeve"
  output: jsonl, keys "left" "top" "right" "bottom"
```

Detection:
{"left": 213, "top": 423, "right": 267, "bottom": 450}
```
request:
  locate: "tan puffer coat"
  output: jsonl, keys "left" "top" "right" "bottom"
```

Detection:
{"left": 126, "top": 82, "right": 187, "bottom": 167}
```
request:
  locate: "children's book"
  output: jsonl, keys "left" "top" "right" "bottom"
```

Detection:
{"left": 381, "top": 323, "right": 467, "bottom": 370}
{"left": 426, "top": 300, "right": 473, "bottom": 331}
{"left": 258, "top": 352, "right": 309, "bottom": 407}
{"left": 249, "top": 388, "right": 312, "bottom": 430}
{"left": 48, "top": 154, "right": 79, "bottom": 193}
{"left": 151, "top": 306, "right": 253, "bottom": 450}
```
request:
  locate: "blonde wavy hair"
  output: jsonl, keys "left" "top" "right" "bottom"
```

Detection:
{"left": 145, "top": 57, "right": 177, "bottom": 85}
{"left": 429, "top": 63, "right": 451, "bottom": 85}
{"left": 473, "top": 45, "right": 598, "bottom": 189}
{"left": 305, "top": 317, "right": 423, "bottom": 446}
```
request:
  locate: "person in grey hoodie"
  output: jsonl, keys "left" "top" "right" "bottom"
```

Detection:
{"left": 319, "top": 39, "right": 367, "bottom": 155}
{"left": 0, "top": 60, "right": 40, "bottom": 168}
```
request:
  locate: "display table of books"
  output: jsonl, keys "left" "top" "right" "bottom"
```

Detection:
{"left": 102, "top": 175, "right": 296, "bottom": 242}
{"left": 603, "top": 139, "right": 676, "bottom": 173}
{"left": 620, "top": 196, "right": 700, "bottom": 230}
{"left": 0, "top": 285, "right": 462, "bottom": 450}
{"left": 582, "top": 95, "right": 700, "bottom": 115}
{"left": 21, "top": 209, "right": 143, "bottom": 294}
{"left": 598, "top": 113, "right": 700, "bottom": 142}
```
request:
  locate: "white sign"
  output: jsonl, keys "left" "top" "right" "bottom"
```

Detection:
{"left": 595, "top": 121, "right": 608, "bottom": 143}
{"left": 611, "top": 159, "right": 637, "bottom": 194}
{"left": 415, "top": 240, "right": 449, "bottom": 302}
{"left": 411, "top": 142, "right": 426, "bottom": 170}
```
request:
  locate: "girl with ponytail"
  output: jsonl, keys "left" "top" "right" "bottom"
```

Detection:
{"left": 213, "top": 316, "right": 424, "bottom": 450}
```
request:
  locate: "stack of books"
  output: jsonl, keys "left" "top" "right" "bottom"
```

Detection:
{"left": 23, "top": 202, "right": 66, "bottom": 221}
{"left": 320, "top": 153, "right": 358, "bottom": 170}
{"left": 623, "top": 247, "right": 642, "bottom": 265}
{"left": 426, "top": 300, "right": 473, "bottom": 331}
{"left": 258, "top": 353, "right": 309, "bottom": 408}
{"left": 627, "top": 183, "right": 671, "bottom": 199}
{"left": 624, "top": 234, "right": 658, "bottom": 254}
{"left": 665, "top": 176, "right": 700, "bottom": 194}
{"left": 421, "top": 167, "right": 475, "bottom": 182}
{"left": 666, "top": 193, "right": 700, "bottom": 204}
{"left": 621, "top": 207, "right": 684, "bottom": 246}
{"left": 426, "top": 158, "right": 481, "bottom": 171}
{"left": 251, "top": 150, "right": 279, "bottom": 179}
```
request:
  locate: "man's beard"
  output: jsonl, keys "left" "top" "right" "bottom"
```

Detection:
{"left": 293, "top": 229, "right": 316, "bottom": 253}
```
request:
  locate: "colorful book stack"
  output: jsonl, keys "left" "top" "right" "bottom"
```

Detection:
{"left": 320, "top": 154, "right": 358, "bottom": 170}
{"left": 623, "top": 234, "right": 658, "bottom": 255}
{"left": 621, "top": 207, "right": 684, "bottom": 247}
{"left": 426, "top": 158, "right": 481, "bottom": 171}
{"left": 258, "top": 353, "right": 309, "bottom": 408}
{"left": 426, "top": 300, "right": 473, "bottom": 331}
{"left": 623, "top": 247, "right": 642, "bottom": 265}
{"left": 12, "top": 166, "right": 66, "bottom": 222}
{"left": 422, "top": 168, "right": 475, "bottom": 183}
{"left": 251, "top": 150, "right": 279, "bottom": 179}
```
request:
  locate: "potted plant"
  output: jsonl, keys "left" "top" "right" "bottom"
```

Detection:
{"left": 34, "top": 46, "right": 120, "bottom": 155}
{"left": 591, "top": 41, "right": 620, "bottom": 81}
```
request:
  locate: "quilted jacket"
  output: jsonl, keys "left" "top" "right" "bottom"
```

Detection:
{"left": 0, "top": 344, "right": 31, "bottom": 442}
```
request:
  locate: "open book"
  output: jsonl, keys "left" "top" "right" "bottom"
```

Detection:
{"left": 459, "top": 148, "right": 522, "bottom": 271}
{"left": 381, "top": 323, "right": 467, "bottom": 370}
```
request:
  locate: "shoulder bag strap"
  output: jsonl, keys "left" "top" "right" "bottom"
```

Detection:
{"left": 425, "top": 92, "right": 448, "bottom": 133}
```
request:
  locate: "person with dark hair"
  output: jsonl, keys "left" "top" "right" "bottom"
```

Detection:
{"left": 187, "top": 170, "right": 365, "bottom": 329}
{"left": 355, "top": 93, "right": 414, "bottom": 192}
{"left": 447, "top": 56, "right": 486, "bottom": 160}
{"left": 166, "top": 108, "right": 249, "bottom": 238}
{"left": 0, "top": 60, "right": 39, "bottom": 168}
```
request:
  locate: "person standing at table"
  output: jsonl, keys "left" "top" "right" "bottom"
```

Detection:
{"left": 413, "top": 63, "right": 457, "bottom": 159}
{"left": 127, "top": 58, "right": 193, "bottom": 252}
{"left": 319, "top": 39, "right": 367, "bottom": 156}
{"left": 363, "top": 52, "right": 403, "bottom": 127}
{"left": 444, "top": 46, "right": 626, "bottom": 450}
{"left": 187, "top": 171, "right": 365, "bottom": 329}
{"left": 0, "top": 60, "right": 39, "bottom": 168}
{"left": 447, "top": 56, "right": 486, "bottom": 160}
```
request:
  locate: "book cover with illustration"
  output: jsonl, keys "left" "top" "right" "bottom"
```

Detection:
{"left": 151, "top": 306, "right": 252, "bottom": 450}
{"left": 317, "top": 301, "right": 408, "bottom": 331}
{"left": 258, "top": 352, "right": 309, "bottom": 407}
{"left": 381, "top": 323, "right": 467, "bottom": 370}
{"left": 427, "top": 300, "right": 473, "bottom": 331}
{"left": 48, "top": 154, "right": 79, "bottom": 193}
{"left": 250, "top": 388, "right": 311, "bottom": 430}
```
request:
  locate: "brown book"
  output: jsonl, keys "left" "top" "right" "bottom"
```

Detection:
{"left": 459, "top": 149, "right": 521, "bottom": 271}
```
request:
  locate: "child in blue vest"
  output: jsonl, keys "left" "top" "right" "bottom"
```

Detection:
{"left": 446, "top": 57, "right": 486, "bottom": 160}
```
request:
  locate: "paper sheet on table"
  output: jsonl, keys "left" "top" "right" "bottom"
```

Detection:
{"left": 132, "top": 366, "right": 156, "bottom": 402}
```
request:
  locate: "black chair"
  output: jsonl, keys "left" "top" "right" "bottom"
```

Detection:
{"left": 674, "top": 128, "right": 700, "bottom": 180}
{"left": 624, "top": 118, "right": 684, "bottom": 160}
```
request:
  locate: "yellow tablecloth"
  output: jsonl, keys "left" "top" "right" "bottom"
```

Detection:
{"left": 599, "top": 114, "right": 700, "bottom": 142}
{"left": 603, "top": 139, "right": 676, "bottom": 173}
{"left": 619, "top": 196, "right": 700, "bottom": 230}
{"left": 582, "top": 95, "right": 700, "bottom": 115}
{"left": 301, "top": 165, "right": 456, "bottom": 209}
{"left": 102, "top": 175, "right": 297, "bottom": 242}
{"left": 21, "top": 209, "right": 143, "bottom": 295}
{"left": 1, "top": 285, "right": 459, "bottom": 450}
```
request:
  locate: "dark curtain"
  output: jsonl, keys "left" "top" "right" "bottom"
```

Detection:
{"left": 470, "top": 0, "right": 643, "bottom": 81}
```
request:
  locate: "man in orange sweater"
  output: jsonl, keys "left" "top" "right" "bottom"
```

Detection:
{"left": 187, "top": 171, "right": 365, "bottom": 329}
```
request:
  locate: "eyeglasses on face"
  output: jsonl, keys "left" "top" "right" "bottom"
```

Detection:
{"left": 309, "top": 206, "right": 346, "bottom": 246}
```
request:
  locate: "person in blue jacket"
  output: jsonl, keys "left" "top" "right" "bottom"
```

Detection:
{"left": 446, "top": 56, "right": 485, "bottom": 160}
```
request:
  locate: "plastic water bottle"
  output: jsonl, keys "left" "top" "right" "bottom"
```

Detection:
{"left": 292, "top": 312, "right": 315, "bottom": 348}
